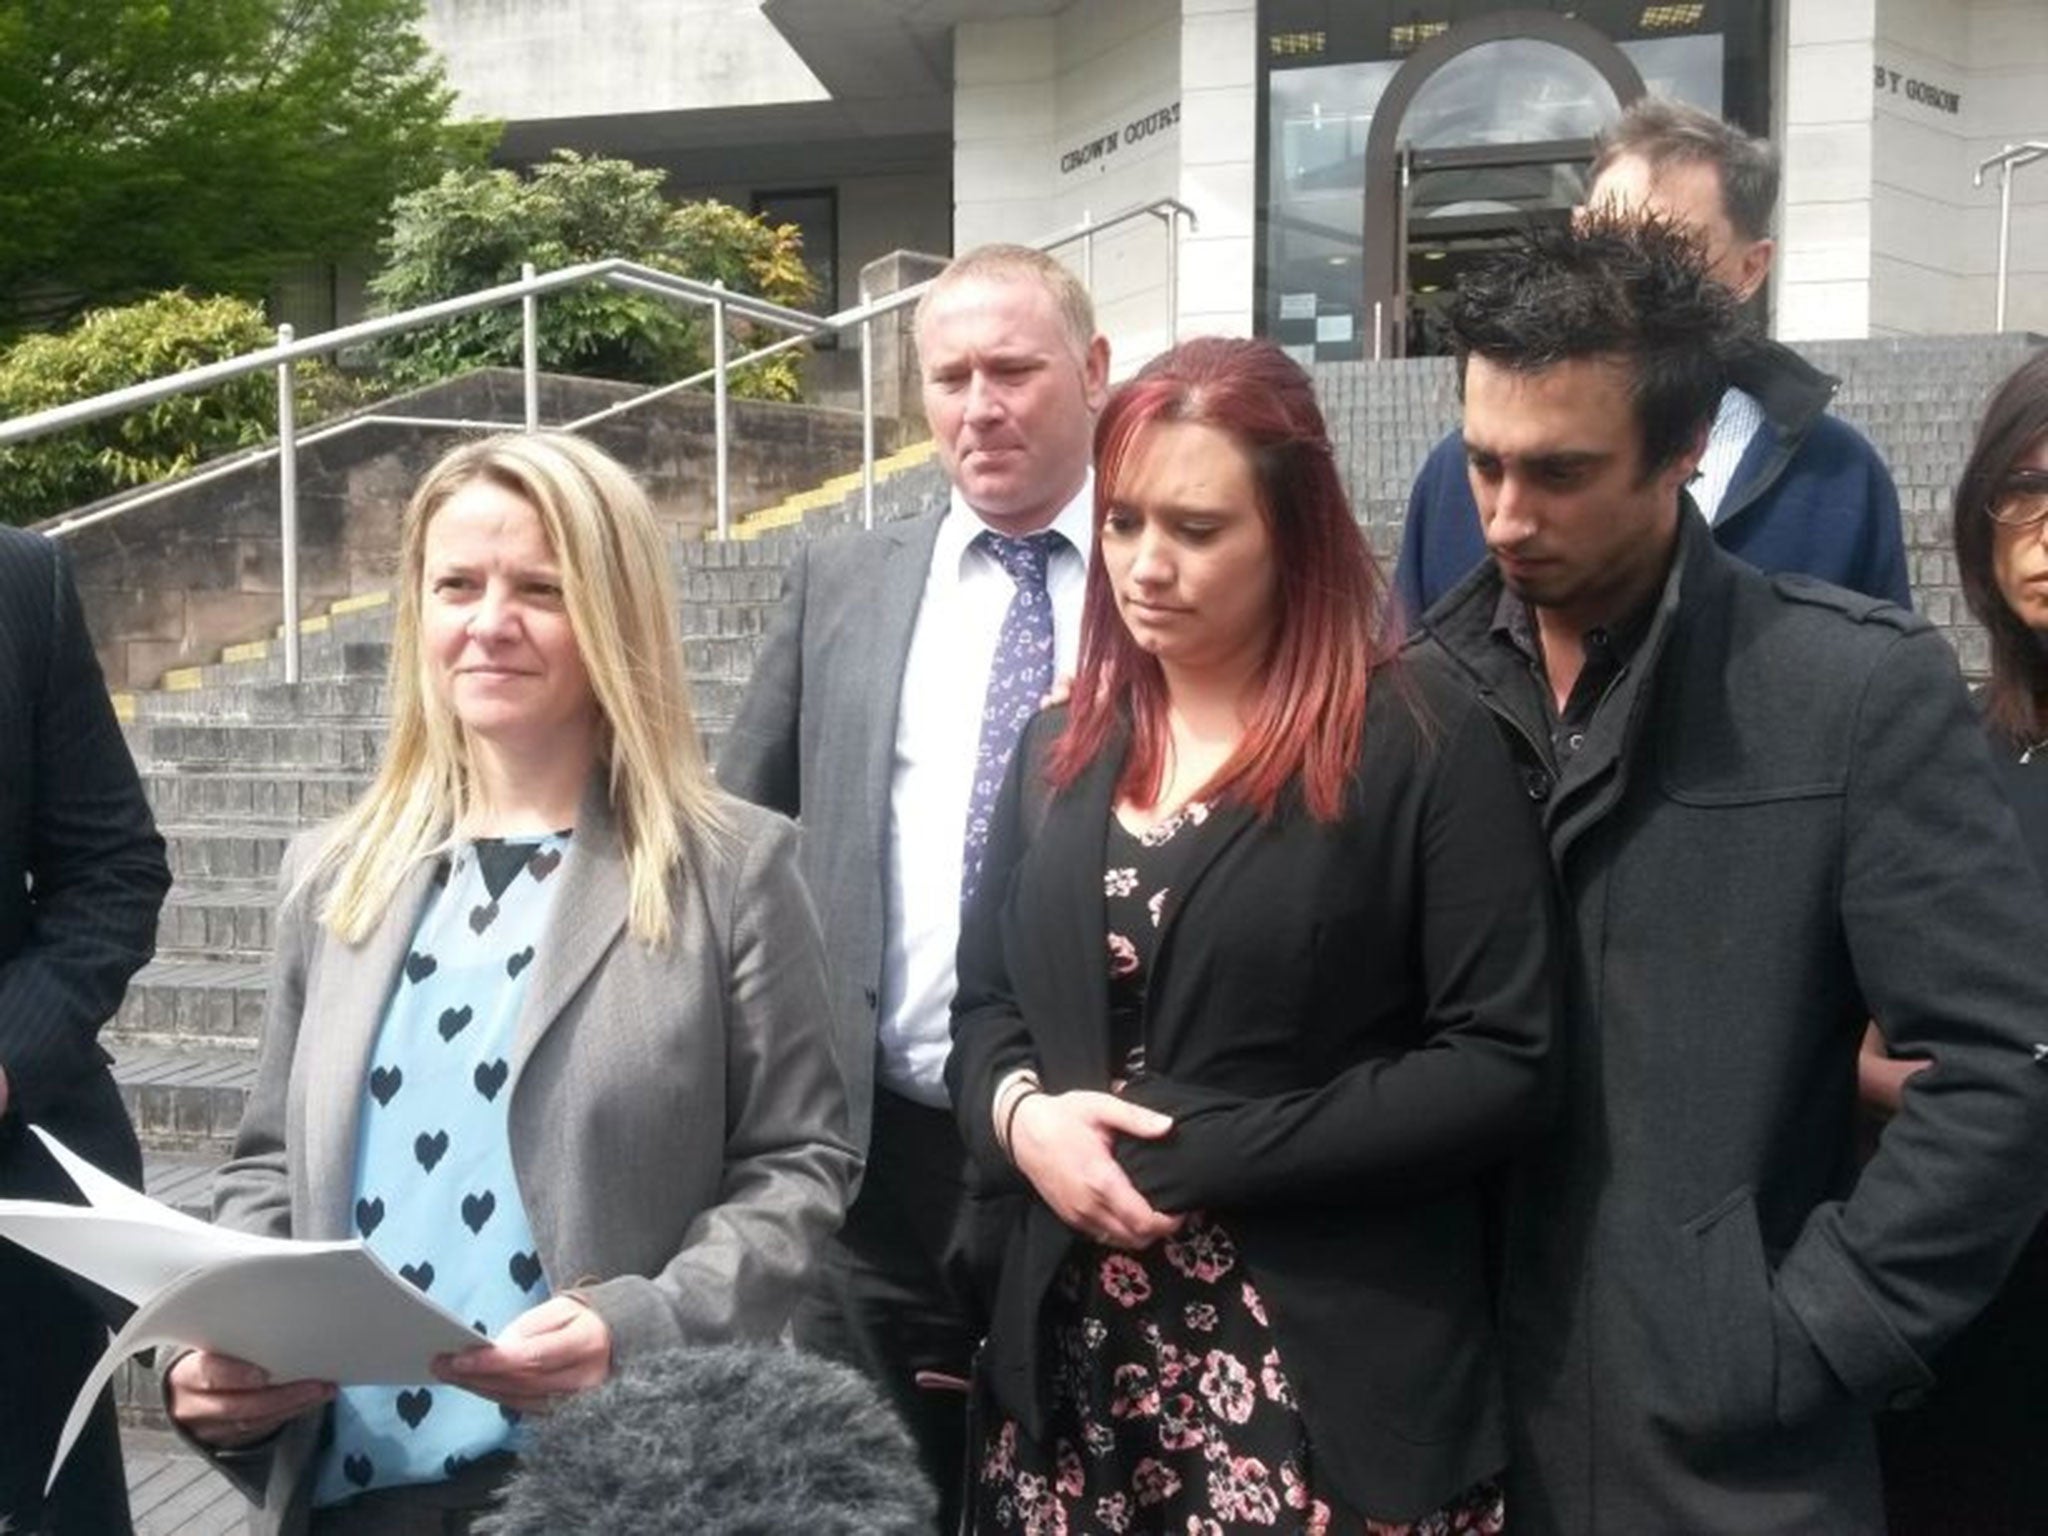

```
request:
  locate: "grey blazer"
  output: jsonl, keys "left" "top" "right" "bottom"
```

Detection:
{"left": 716, "top": 512, "right": 947, "bottom": 1151}
{"left": 203, "top": 780, "right": 858, "bottom": 1535}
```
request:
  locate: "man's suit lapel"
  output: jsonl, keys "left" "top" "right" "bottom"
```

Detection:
{"left": 858, "top": 511, "right": 947, "bottom": 850}
{"left": 302, "top": 858, "right": 439, "bottom": 1239}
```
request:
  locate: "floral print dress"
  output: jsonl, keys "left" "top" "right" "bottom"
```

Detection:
{"left": 974, "top": 802, "right": 1506, "bottom": 1536}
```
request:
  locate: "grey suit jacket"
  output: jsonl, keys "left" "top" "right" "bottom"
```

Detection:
{"left": 204, "top": 779, "right": 858, "bottom": 1534}
{"left": 716, "top": 513, "right": 946, "bottom": 1151}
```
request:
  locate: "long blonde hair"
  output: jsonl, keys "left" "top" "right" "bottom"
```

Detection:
{"left": 316, "top": 431, "right": 723, "bottom": 946}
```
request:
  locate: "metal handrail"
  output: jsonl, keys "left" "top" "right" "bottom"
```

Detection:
{"left": 12, "top": 194, "right": 1195, "bottom": 680}
{"left": 1974, "top": 142, "right": 2048, "bottom": 333}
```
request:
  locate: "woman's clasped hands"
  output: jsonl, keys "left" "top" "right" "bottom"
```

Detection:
{"left": 1007, "top": 1088, "right": 1183, "bottom": 1250}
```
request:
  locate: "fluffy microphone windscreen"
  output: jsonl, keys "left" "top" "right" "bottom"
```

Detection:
{"left": 483, "top": 1342, "right": 939, "bottom": 1534}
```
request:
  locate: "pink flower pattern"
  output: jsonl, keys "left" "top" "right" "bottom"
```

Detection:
{"left": 974, "top": 807, "right": 1504, "bottom": 1535}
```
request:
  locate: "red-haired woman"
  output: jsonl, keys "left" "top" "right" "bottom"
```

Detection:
{"left": 947, "top": 337, "right": 1558, "bottom": 1533}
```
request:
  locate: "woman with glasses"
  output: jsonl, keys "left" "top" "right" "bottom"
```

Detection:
{"left": 1868, "top": 346, "right": 2048, "bottom": 1535}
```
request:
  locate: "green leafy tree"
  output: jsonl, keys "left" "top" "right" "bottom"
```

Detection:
{"left": 370, "top": 152, "right": 818, "bottom": 399}
{"left": 0, "top": 292, "right": 354, "bottom": 526}
{"left": 0, "top": 0, "right": 495, "bottom": 333}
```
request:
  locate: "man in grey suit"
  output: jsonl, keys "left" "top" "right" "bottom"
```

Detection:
{"left": 718, "top": 243, "right": 1109, "bottom": 1530}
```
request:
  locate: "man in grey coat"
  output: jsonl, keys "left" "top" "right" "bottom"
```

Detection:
{"left": 1417, "top": 216, "right": 2048, "bottom": 1533}
{"left": 717, "top": 244, "right": 1109, "bottom": 1531}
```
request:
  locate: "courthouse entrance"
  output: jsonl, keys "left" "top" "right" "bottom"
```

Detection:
{"left": 1260, "top": 3, "right": 1756, "bottom": 362}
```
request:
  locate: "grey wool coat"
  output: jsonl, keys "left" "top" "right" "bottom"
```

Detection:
{"left": 197, "top": 780, "right": 859, "bottom": 1535}
{"left": 1422, "top": 508, "right": 2048, "bottom": 1535}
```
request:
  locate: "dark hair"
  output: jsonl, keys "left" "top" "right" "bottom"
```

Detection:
{"left": 1446, "top": 212, "right": 1739, "bottom": 478}
{"left": 1953, "top": 347, "right": 2048, "bottom": 745}
{"left": 1591, "top": 96, "right": 1780, "bottom": 241}
{"left": 1047, "top": 337, "right": 1401, "bottom": 822}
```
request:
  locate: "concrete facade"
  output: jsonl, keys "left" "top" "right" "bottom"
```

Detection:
{"left": 1777, "top": 0, "right": 2048, "bottom": 342}
{"left": 415, "top": 1, "right": 2046, "bottom": 355}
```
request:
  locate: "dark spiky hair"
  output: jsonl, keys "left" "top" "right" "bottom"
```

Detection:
{"left": 1447, "top": 212, "right": 1741, "bottom": 478}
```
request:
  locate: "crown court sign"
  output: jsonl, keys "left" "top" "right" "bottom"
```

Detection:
{"left": 1060, "top": 101, "right": 1182, "bottom": 176}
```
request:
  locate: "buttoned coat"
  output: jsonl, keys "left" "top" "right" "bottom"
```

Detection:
{"left": 716, "top": 512, "right": 948, "bottom": 1152}
{"left": 946, "top": 655, "right": 1561, "bottom": 1522}
{"left": 1421, "top": 510, "right": 2048, "bottom": 1534}
{"left": 202, "top": 782, "right": 858, "bottom": 1535}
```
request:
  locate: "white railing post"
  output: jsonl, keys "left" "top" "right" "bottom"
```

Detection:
{"left": 712, "top": 282, "right": 730, "bottom": 539}
{"left": 521, "top": 262, "right": 540, "bottom": 429}
{"left": 1163, "top": 206, "right": 1180, "bottom": 344}
{"left": 1974, "top": 143, "right": 2048, "bottom": 333}
{"left": 860, "top": 314, "right": 877, "bottom": 531}
{"left": 275, "top": 324, "right": 301, "bottom": 686}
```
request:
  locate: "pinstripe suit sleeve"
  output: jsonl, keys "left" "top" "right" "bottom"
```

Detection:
{"left": 0, "top": 531, "right": 169, "bottom": 1123}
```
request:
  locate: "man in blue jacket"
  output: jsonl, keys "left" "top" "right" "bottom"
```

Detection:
{"left": 1394, "top": 97, "right": 1908, "bottom": 619}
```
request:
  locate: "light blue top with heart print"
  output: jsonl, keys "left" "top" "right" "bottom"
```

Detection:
{"left": 310, "top": 833, "right": 568, "bottom": 1508}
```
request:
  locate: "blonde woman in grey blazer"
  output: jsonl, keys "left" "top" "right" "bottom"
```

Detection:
{"left": 162, "top": 434, "right": 859, "bottom": 1535}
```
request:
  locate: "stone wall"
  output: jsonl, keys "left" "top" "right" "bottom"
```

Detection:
{"left": 45, "top": 369, "right": 901, "bottom": 690}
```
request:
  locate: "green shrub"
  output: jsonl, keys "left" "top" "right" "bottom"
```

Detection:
{"left": 369, "top": 151, "right": 817, "bottom": 400}
{"left": 0, "top": 292, "right": 352, "bottom": 526}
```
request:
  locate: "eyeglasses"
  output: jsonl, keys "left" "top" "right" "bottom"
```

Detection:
{"left": 1988, "top": 470, "right": 2048, "bottom": 528}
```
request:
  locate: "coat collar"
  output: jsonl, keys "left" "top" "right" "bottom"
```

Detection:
{"left": 300, "top": 772, "right": 630, "bottom": 1238}
{"left": 510, "top": 771, "right": 628, "bottom": 1084}
{"left": 1420, "top": 509, "right": 1723, "bottom": 864}
{"left": 1024, "top": 720, "right": 1261, "bottom": 1077}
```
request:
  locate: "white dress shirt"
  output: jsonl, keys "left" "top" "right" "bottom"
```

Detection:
{"left": 1693, "top": 385, "right": 1766, "bottom": 524}
{"left": 876, "top": 479, "right": 1094, "bottom": 1105}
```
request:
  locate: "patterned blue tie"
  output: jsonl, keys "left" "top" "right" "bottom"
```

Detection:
{"left": 961, "top": 529, "right": 1063, "bottom": 909}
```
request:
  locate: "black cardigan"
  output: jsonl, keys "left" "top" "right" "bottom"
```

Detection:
{"left": 946, "top": 649, "right": 1561, "bottom": 1522}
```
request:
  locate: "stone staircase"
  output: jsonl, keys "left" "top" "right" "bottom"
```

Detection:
{"left": 99, "top": 334, "right": 2040, "bottom": 1455}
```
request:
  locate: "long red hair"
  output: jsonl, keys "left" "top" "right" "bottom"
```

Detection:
{"left": 1047, "top": 337, "right": 1402, "bottom": 821}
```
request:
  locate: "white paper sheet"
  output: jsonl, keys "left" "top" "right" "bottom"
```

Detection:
{"left": 0, "top": 1127, "right": 482, "bottom": 1493}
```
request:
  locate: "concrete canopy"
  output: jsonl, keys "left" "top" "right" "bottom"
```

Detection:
{"left": 762, "top": 0, "right": 1070, "bottom": 137}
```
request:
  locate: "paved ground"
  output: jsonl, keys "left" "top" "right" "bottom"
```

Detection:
{"left": 123, "top": 1429, "right": 247, "bottom": 1536}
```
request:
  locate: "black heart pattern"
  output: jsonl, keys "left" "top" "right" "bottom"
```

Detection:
{"left": 438, "top": 1005, "right": 472, "bottom": 1042}
{"left": 395, "top": 1388, "right": 433, "bottom": 1429}
{"left": 509, "top": 1249, "right": 543, "bottom": 1292}
{"left": 343, "top": 1452, "right": 374, "bottom": 1487}
{"left": 444, "top": 1453, "right": 470, "bottom": 1478}
{"left": 369, "top": 1066, "right": 403, "bottom": 1106}
{"left": 461, "top": 1190, "right": 496, "bottom": 1233}
{"left": 404, "top": 950, "right": 437, "bottom": 984}
{"left": 414, "top": 1129, "right": 449, "bottom": 1172}
{"left": 506, "top": 945, "right": 535, "bottom": 978}
{"left": 474, "top": 1058, "right": 509, "bottom": 1101}
{"left": 355, "top": 1196, "right": 384, "bottom": 1237}
{"left": 472, "top": 1318, "right": 489, "bottom": 1335}
{"left": 528, "top": 847, "right": 562, "bottom": 881}
{"left": 468, "top": 901, "right": 498, "bottom": 935}
{"left": 400, "top": 1261, "right": 435, "bottom": 1292}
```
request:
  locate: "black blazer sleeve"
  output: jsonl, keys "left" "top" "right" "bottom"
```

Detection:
{"left": 1114, "top": 677, "right": 1560, "bottom": 1209}
{"left": 0, "top": 532, "right": 169, "bottom": 1123}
